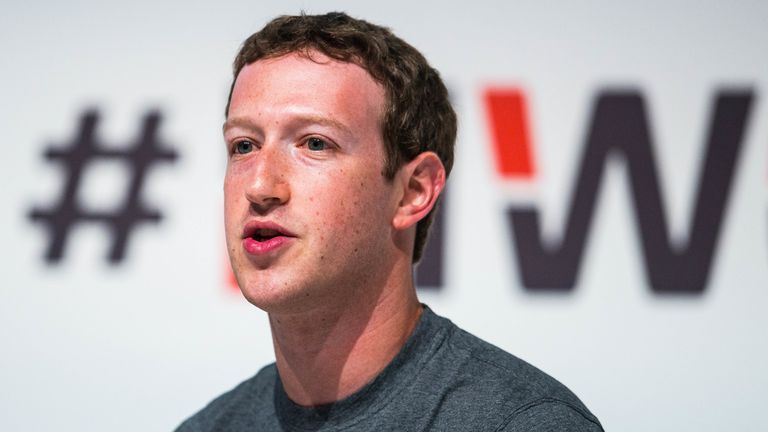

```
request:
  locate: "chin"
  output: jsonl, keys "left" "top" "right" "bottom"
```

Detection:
{"left": 236, "top": 274, "right": 312, "bottom": 314}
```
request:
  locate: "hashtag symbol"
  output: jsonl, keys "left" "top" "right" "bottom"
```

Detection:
{"left": 28, "top": 109, "right": 178, "bottom": 264}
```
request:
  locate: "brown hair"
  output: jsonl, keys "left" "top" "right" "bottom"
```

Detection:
{"left": 227, "top": 12, "right": 456, "bottom": 262}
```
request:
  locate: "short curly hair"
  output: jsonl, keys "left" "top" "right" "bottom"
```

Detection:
{"left": 226, "top": 12, "right": 456, "bottom": 262}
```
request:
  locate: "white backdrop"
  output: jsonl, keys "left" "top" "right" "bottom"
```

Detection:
{"left": 2, "top": 1, "right": 767, "bottom": 431}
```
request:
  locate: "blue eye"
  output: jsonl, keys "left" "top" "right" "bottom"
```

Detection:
{"left": 235, "top": 140, "right": 254, "bottom": 154}
{"left": 307, "top": 137, "right": 327, "bottom": 151}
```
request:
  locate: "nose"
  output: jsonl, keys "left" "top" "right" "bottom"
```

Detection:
{"left": 244, "top": 145, "right": 290, "bottom": 213}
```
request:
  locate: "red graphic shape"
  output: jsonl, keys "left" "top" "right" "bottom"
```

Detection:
{"left": 484, "top": 88, "right": 535, "bottom": 178}
{"left": 226, "top": 256, "right": 240, "bottom": 293}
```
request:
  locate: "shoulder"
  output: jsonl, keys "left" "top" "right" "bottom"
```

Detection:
{"left": 497, "top": 398, "right": 604, "bottom": 431}
{"left": 446, "top": 325, "right": 580, "bottom": 403}
{"left": 174, "top": 364, "right": 277, "bottom": 432}
{"left": 423, "top": 312, "right": 603, "bottom": 431}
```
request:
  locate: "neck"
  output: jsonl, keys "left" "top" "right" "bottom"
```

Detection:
{"left": 268, "top": 261, "right": 421, "bottom": 407}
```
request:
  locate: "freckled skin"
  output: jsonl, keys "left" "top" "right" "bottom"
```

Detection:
{"left": 223, "top": 53, "right": 400, "bottom": 315}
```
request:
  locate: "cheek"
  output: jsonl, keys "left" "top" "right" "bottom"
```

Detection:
{"left": 323, "top": 171, "right": 392, "bottom": 235}
{"left": 223, "top": 174, "right": 244, "bottom": 226}
{"left": 223, "top": 177, "right": 237, "bottom": 203}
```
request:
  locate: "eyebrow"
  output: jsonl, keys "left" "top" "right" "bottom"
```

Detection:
{"left": 223, "top": 114, "right": 354, "bottom": 138}
{"left": 222, "top": 116, "right": 255, "bottom": 133}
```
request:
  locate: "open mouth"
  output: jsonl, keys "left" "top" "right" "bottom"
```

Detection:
{"left": 241, "top": 222, "right": 295, "bottom": 255}
{"left": 251, "top": 228, "right": 282, "bottom": 242}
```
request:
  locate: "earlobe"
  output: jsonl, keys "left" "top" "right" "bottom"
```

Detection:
{"left": 392, "top": 152, "right": 446, "bottom": 230}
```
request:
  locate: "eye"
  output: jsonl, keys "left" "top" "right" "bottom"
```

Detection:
{"left": 234, "top": 140, "right": 254, "bottom": 154}
{"left": 306, "top": 137, "right": 328, "bottom": 151}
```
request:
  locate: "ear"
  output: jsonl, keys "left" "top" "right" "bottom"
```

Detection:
{"left": 392, "top": 152, "right": 446, "bottom": 231}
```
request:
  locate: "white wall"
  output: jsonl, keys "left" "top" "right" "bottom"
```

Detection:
{"left": 2, "top": 1, "right": 767, "bottom": 430}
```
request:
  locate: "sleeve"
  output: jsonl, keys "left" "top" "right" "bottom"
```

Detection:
{"left": 496, "top": 399, "right": 604, "bottom": 432}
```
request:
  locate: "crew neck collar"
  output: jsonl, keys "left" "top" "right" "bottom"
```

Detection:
{"left": 273, "top": 305, "right": 450, "bottom": 430}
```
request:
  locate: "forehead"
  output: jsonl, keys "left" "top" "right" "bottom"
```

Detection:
{"left": 228, "top": 52, "right": 386, "bottom": 135}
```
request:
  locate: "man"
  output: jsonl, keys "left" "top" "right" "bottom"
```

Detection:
{"left": 178, "top": 12, "right": 603, "bottom": 431}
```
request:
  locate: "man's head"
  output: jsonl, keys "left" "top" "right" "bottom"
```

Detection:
{"left": 226, "top": 12, "right": 456, "bottom": 262}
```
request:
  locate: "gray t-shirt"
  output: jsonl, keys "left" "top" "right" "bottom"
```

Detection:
{"left": 177, "top": 306, "right": 603, "bottom": 431}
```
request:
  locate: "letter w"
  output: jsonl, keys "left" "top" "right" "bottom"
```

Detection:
{"left": 500, "top": 90, "right": 753, "bottom": 293}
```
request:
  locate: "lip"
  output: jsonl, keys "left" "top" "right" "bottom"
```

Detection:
{"left": 241, "top": 220, "right": 296, "bottom": 256}
{"left": 242, "top": 220, "right": 296, "bottom": 239}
